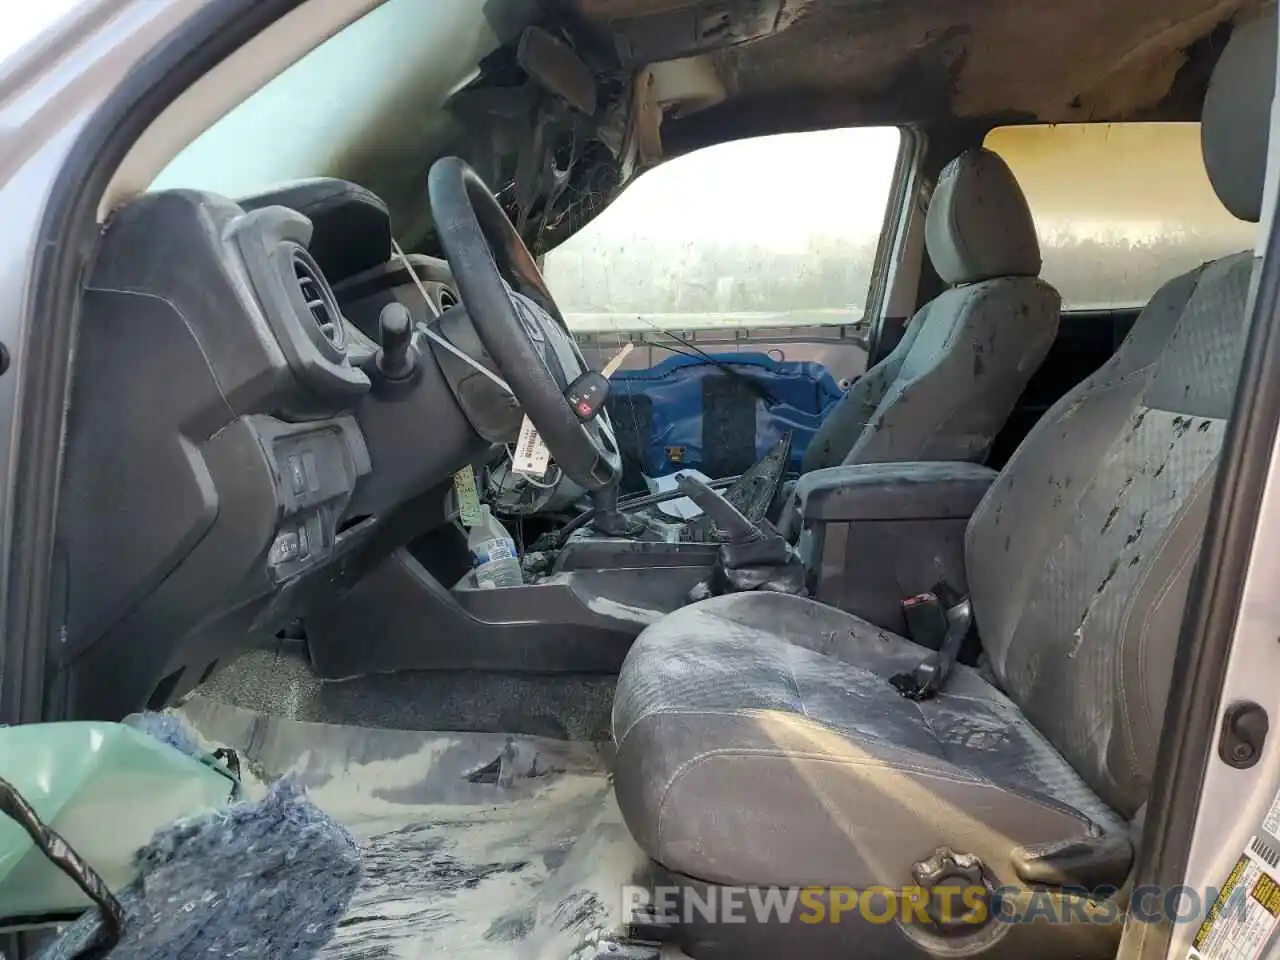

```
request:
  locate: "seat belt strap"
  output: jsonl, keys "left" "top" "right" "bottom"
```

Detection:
{"left": 890, "top": 594, "right": 973, "bottom": 701}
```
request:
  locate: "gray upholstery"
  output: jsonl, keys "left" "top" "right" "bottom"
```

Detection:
{"left": 785, "top": 460, "right": 997, "bottom": 525}
{"left": 614, "top": 594, "right": 1125, "bottom": 893}
{"left": 925, "top": 149, "right": 1041, "bottom": 285}
{"left": 804, "top": 149, "right": 1059, "bottom": 472}
{"left": 611, "top": 13, "right": 1270, "bottom": 958}
{"left": 614, "top": 260, "right": 1252, "bottom": 934}
{"left": 1202, "top": 12, "right": 1276, "bottom": 223}
{"left": 967, "top": 251, "right": 1252, "bottom": 815}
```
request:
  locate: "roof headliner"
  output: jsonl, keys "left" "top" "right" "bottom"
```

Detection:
{"left": 574, "top": 0, "right": 1265, "bottom": 149}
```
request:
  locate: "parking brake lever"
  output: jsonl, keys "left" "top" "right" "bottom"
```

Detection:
{"left": 675, "top": 474, "right": 762, "bottom": 544}
{"left": 679, "top": 473, "right": 807, "bottom": 601}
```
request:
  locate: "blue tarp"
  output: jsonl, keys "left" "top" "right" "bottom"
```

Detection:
{"left": 609, "top": 352, "right": 843, "bottom": 477}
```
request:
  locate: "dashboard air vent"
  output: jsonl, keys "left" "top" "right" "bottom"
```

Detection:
{"left": 293, "top": 253, "right": 346, "bottom": 353}
{"left": 438, "top": 287, "right": 459, "bottom": 312}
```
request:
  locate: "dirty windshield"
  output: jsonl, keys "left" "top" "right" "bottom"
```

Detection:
{"left": 544, "top": 127, "right": 902, "bottom": 332}
{"left": 151, "top": 0, "right": 497, "bottom": 201}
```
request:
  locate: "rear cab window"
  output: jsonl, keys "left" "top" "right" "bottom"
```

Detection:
{"left": 543, "top": 127, "right": 904, "bottom": 339}
{"left": 541, "top": 126, "right": 908, "bottom": 481}
{"left": 983, "top": 122, "right": 1257, "bottom": 310}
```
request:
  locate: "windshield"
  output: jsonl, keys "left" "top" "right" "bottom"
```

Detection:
{"left": 151, "top": 0, "right": 499, "bottom": 208}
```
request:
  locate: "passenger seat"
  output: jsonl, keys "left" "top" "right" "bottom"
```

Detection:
{"left": 804, "top": 149, "right": 1060, "bottom": 471}
{"left": 609, "top": 11, "right": 1273, "bottom": 959}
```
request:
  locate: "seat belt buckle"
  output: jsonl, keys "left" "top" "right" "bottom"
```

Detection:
{"left": 892, "top": 592, "right": 974, "bottom": 701}
{"left": 903, "top": 591, "right": 948, "bottom": 651}
{"left": 890, "top": 661, "right": 940, "bottom": 701}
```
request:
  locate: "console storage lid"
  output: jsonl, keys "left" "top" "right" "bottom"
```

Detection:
{"left": 788, "top": 462, "right": 999, "bottom": 635}
{"left": 793, "top": 461, "right": 999, "bottom": 523}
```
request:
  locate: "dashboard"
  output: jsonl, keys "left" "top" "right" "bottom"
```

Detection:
{"left": 53, "top": 179, "right": 495, "bottom": 720}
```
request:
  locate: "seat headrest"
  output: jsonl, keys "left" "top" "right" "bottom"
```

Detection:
{"left": 925, "top": 148, "right": 1042, "bottom": 285}
{"left": 1202, "top": 11, "right": 1277, "bottom": 224}
{"left": 238, "top": 178, "right": 392, "bottom": 283}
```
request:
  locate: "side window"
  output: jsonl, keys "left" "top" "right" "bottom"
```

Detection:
{"left": 543, "top": 127, "right": 903, "bottom": 333}
{"left": 984, "top": 123, "right": 1257, "bottom": 310}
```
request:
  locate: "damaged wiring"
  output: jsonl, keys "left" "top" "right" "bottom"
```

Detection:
{"left": 503, "top": 445, "right": 564, "bottom": 491}
{"left": 0, "top": 776, "right": 124, "bottom": 959}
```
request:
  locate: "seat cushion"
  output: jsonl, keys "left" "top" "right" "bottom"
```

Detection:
{"left": 613, "top": 593, "right": 1125, "bottom": 890}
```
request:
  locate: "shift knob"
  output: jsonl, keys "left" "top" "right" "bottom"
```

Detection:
{"left": 376, "top": 302, "right": 416, "bottom": 381}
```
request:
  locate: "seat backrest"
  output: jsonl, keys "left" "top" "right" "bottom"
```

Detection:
{"left": 802, "top": 149, "right": 1060, "bottom": 472}
{"left": 964, "top": 10, "right": 1275, "bottom": 818}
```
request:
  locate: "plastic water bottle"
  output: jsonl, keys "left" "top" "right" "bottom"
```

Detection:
{"left": 467, "top": 506, "right": 523, "bottom": 589}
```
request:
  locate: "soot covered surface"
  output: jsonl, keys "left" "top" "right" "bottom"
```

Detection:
{"left": 177, "top": 697, "right": 646, "bottom": 959}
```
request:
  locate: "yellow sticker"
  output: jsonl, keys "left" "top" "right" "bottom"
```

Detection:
{"left": 1191, "top": 844, "right": 1280, "bottom": 959}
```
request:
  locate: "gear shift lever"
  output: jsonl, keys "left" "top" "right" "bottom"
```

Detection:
{"left": 376, "top": 303, "right": 418, "bottom": 381}
{"left": 367, "top": 302, "right": 422, "bottom": 397}
{"left": 590, "top": 482, "right": 645, "bottom": 536}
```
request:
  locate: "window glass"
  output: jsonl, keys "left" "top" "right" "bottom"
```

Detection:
{"left": 543, "top": 127, "right": 902, "bottom": 332}
{"left": 984, "top": 123, "right": 1257, "bottom": 310}
{"left": 150, "top": 0, "right": 497, "bottom": 198}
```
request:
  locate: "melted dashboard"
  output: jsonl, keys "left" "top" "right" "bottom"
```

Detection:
{"left": 53, "top": 184, "right": 486, "bottom": 719}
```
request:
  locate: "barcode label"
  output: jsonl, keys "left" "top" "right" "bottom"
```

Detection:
{"left": 1264, "top": 783, "right": 1280, "bottom": 840}
{"left": 1251, "top": 836, "right": 1280, "bottom": 874}
{"left": 512, "top": 416, "right": 552, "bottom": 477}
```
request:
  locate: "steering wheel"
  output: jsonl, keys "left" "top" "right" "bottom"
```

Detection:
{"left": 427, "top": 157, "right": 622, "bottom": 493}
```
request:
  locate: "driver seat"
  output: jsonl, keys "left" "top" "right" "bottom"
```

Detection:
{"left": 610, "top": 12, "right": 1273, "bottom": 959}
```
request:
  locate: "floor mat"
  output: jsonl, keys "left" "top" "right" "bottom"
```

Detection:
{"left": 179, "top": 696, "right": 648, "bottom": 960}
{"left": 197, "top": 643, "right": 616, "bottom": 742}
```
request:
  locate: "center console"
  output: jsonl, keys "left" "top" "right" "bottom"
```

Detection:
{"left": 303, "top": 459, "right": 997, "bottom": 681}
{"left": 788, "top": 461, "right": 998, "bottom": 634}
{"left": 302, "top": 532, "right": 716, "bottom": 679}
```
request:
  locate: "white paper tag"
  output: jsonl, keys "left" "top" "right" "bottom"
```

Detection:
{"left": 513, "top": 416, "right": 552, "bottom": 477}
{"left": 601, "top": 341, "right": 635, "bottom": 377}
